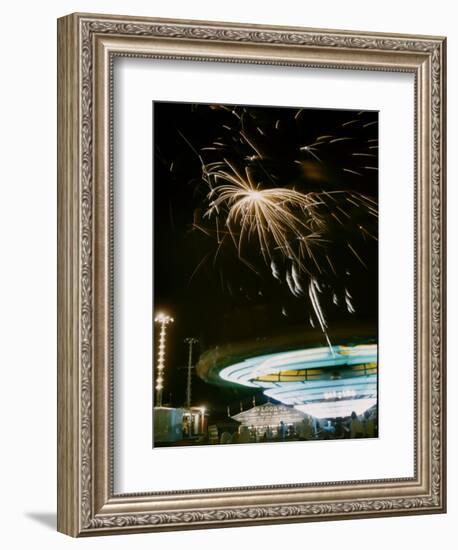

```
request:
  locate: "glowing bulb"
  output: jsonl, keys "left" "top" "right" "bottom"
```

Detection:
{"left": 154, "top": 313, "right": 174, "bottom": 324}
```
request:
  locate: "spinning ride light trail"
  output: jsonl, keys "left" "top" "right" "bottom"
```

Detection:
{"left": 218, "top": 343, "right": 377, "bottom": 419}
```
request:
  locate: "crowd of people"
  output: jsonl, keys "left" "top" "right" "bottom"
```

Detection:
{"left": 217, "top": 408, "right": 378, "bottom": 444}
{"left": 318, "top": 409, "right": 378, "bottom": 440}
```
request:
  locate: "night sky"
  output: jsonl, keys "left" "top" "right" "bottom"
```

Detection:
{"left": 153, "top": 102, "right": 378, "bottom": 420}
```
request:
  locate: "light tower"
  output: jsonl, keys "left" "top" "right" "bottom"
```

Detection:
{"left": 184, "top": 337, "right": 199, "bottom": 409}
{"left": 154, "top": 313, "right": 174, "bottom": 407}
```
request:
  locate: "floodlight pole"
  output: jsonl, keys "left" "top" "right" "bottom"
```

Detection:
{"left": 184, "top": 337, "right": 199, "bottom": 409}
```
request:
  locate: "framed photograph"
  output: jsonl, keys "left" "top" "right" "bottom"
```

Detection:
{"left": 57, "top": 13, "right": 446, "bottom": 536}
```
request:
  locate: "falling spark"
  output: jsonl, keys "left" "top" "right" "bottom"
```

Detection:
{"left": 342, "top": 120, "right": 358, "bottom": 127}
{"left": 326, "top": 254, "right": 336, "bottom": 275}
{"left": 343, "top": 168, "right": 363, "bottom": 176}
{"left": 291, "top": 263, "right": 303, "bottom": 295}
{"left": 309, "top": 278, "right": 334, "bottom": 353}
{"left": 188, "top": 252, "right": 213, "bottom": 284}
{"left": 286, "top": 270, "right": 298, "bottom": 296}
{"left": 270, "top": 259, "right": 281, "bottom": 281}
{"left": 347, "top": 243, "right": 367, "bottom": 267}
{"left": 345, "top": 295, "right": 355, "bottom": 313}
{"left": 240, "top": 131, "right": 264, "bottom": 158}
{"left": 299, "top": 145, "right": 322, "bottom": 162}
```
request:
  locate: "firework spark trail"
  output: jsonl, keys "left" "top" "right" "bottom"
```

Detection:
{"left": 309, "top": 278, "right": 334, "bottom": 353}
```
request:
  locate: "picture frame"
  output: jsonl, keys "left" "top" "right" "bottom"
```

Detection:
{"left": 57, "top": 12, "right": 446, "bottom": 536}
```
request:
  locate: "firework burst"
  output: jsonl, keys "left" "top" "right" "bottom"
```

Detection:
{"left": 205, "top": 160, "right": 325, "bottom": 268}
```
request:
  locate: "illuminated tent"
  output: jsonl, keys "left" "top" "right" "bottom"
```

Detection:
{"left": 231, "top": 402, "right": 306, "bottom": 428}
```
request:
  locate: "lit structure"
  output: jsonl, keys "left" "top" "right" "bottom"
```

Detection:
{"left": 198, "top": 340, "right": 377, "bottom": 419}
{"left": 154, "top": 312, "right": 174, "bottom": 407}
{"left": 182, "top": 406, "right": 207, "bottom": 437}
{"left": 232, "top": 402, "right": 307, "bottom": 428}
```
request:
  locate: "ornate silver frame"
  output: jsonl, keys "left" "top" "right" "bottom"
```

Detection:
{"left": 57, "top": 13, "right": 446, "bottom": 536}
